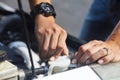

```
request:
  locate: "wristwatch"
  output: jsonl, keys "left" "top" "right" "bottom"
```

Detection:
{"left": 30, "top": 2, "right": 56, "bottom": 19}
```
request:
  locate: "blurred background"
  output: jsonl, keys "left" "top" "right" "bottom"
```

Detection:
{"left": 0, "top": 0, "right": 93, "bottom": 38}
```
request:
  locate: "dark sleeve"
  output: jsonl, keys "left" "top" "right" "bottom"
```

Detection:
{"left": 79, "top": 0, "right": 114, "bottom": 42}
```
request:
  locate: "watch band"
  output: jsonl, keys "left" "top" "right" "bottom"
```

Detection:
{"left": 30, "top": 2, "right": 56, "bottom": 19}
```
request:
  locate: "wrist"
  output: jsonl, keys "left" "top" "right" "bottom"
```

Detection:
{"left": 105, "top": 38, "right": 120, "bottom": 62}
{"left": 35, "top": 14, "right": 55, "bottom": 23}
{"left": 105, "top": 40, "right": 119, "bottom": 49}
{"left": 29, "top": 0, "right": 51, "bottom": 9}
{"left": 34, "top": 0, "right": 51, "bottom": 5}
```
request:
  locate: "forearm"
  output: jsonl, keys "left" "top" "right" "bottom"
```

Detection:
{"left": 106, "top": 21, "right": 120, "bottom": 46}
{"left": 29, "top": 0, "right": 51, "bottom": 9}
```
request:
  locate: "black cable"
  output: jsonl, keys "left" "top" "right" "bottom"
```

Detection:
{"left": 17, "top": 0, "right": 37, "bottom": 78}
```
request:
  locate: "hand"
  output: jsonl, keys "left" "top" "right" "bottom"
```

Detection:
{"left": 35, "top": 15, "right": 69, "bottom": 61}
{"left": 72, "top": 40, "right": 120, "bottom": 65}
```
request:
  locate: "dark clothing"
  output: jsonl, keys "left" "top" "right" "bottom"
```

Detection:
{"left": 79, "top": 0, "right": 120, "bottom": 42}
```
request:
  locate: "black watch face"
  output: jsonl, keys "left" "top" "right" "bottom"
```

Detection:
{"left": 41, "top": 3, "right": 54, "bottom": 14}
{"left": 31, "top": 2, "right": 56, "bottom": 19}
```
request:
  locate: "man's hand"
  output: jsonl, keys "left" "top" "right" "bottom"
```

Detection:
{"left": 35, "top": 15, "right": 69, "bottom": 61}
{"left": 72, "top": 40, "right": 120, "bottom": 65}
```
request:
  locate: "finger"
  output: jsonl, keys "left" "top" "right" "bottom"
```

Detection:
{"left": 57, "top": 30, "right": 67, "bottom": 55}
{"left": 78, "top": 51, "right": 90, "bottom": 65}
{"left": 48, "top": 32, "right": 59, "bottom": 58}
{"left": 49, "top": 48, "right": 63, "bottom": 61}
{"left": 50, "top": 30, "right": 67, "bottom": 60}
{"left": 54, "top": 48, "right": 63, "bottom": 59}
{"left": 41, "top": 33, "right": 51, "bottom": 60}
{"left": 78, "top": 43, "right": 106, "bottom": 64}
{"left": 85, "top": 49, "right": 108, "bottom": 64}
{"left": 75, "top": 40, "right": 101, "bottom": 63}
{"left": 72, "top": 52, "right": 82, "bottom": 64}
{"left": 36, "top": 33, "right": 46, "bottom": 60}
{"left": 98, "top": 50, "right": 114, "bottom": 64}
{"left": 72, "top": 51, "right": 83, "bottom": 64}
{"left": 62, "top": 43, "right": 69, "bottom": 56}
{"left": 79, "top": 40, "right": 101, "bottom": 52}
{"left": 72, "top": 52, "right": 79, "bottom": 64}
{"left": 84, "top": 43, "right": 105, "bottom": 55}
{"left": 36, "top": 31, "right": 44, "bottom": 48}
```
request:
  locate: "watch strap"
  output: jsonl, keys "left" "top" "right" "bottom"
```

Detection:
{"left": 30, "top": 2, "right": 56, "bottom": 19}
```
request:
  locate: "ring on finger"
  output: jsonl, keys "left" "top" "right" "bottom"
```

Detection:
{"left": 103, "top": 47, "right": 109, "bottom": 55}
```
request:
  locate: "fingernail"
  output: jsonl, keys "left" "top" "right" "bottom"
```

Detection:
{"left": 49, "top": 57, "right": 55, "bottom": 61}
{"left": 72, "top": 59, "right": 77, "bottom": 64}
{"left": 98, "top": 59, "right": 104, "bottom": 64}
{"left": 86, "top": 60, "right": 91, "bottom": 64}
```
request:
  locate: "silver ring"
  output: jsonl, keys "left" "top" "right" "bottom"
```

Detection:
{"left": 103, "top": 47, "right": 109, "bottom": 55}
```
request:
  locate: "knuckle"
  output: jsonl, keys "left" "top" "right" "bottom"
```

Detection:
{"left": 57, "top": 45, "right": 63, "bottom": 49}
{"left": 91, "top": 40, "right": 98, "bottom": 43}
{"left": 92, "top": 40, "right": 103, "bottom": 43}
{"left": 45, "top": 29, "right": 53, "bottom": 34}
{"left": 86, "top": 49, "right": 93, "bottom": 55}
{"left": 79, "top": 46, "right": 86, "bottom": 52}
{"left": 61, "top": 30, "right": 67, "bottom": 35}
{"left": 99, "top": 40, "right": 103, "bottom": 43}
{"left": 49, "top": 46, "right": 56, "bottom": 51}
{"left": 38, "top": 29, "right": 44, "bottom": 35}
{"left": 43, "top": 47, "right": 48, "bottom": 53}
{"left": 90, "top": 40, "right": 103, "bottom": 45}
{"left": 53, "top": 28, "right": 58, "bottom": 33}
